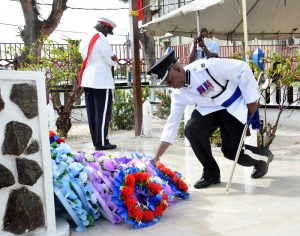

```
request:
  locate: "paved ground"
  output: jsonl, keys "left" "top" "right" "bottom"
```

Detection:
{"left": 67, "top": 117, "right": 300, "bottom": 236}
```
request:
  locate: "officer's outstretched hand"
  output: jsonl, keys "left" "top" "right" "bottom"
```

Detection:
{"left": 151, "top": 155, "right": 160, "bottom": 167}
{"left": 247, "top": 110, "right": 261, "bottom": 130}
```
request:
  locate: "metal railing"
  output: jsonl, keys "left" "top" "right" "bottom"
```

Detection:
{"left": 1, "top": 42, "right": 299, "bottom": 108}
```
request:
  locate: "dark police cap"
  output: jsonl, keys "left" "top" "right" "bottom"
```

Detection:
{"left": 147, "top": 49, "right": 177, "bottom": 85}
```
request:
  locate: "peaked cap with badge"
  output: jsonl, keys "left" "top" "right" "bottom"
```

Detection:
{"left": 98, "top": 17, "right": 117, "bottom": 35}
{"left": 147, "top": 49, "right": 177, "bottom": 85}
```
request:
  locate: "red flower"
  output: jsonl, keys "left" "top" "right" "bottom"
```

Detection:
{"left": 117, "top": 170, "right": 169, "bottom": 225}
{"left": 162, "top": 193, "right": 168, "bottom": 201}
{"left": 153, "top": 205, "right": 164, "bottom": 217}
{"left": 148, "top": 183, "right": 162, "bottom": 195}
{"left": 121, "top": 186, "right": 134, "bottom": 200}
{"left": 142, "top": 210, "right": 154, "bottom": 222}
{"left": 172, "top": 176, "right": 179, "bottom": 183}
{"left": 134, "top": 208, "right": 144, "bottom": 221}
{"left": 157, "top": 162, "right": 189, "bottom": 196}
{"left": 159, "top": 201, "right": 168, "bottom": 211}
{"left": 156, "top": 162, "right": 164, "bottom": 169}
{"left": 177, "top": 179, "right": 188, "bottom": 192}
{"left": 128, "top": 207, "right": 136, "bottom": 219}
{"left": 56, "top": 137, "right": 65, "bottom": 144}
{"left": 297, "top": 75, "right": 300, "bottom": 81}
{"left": 125, "top": 174, "right": 135, "bottom": 188}
{"left": 157, "top": 162, "right": 176, "bottom": 178}
{"left": 133, "top": 172, "right": 151, "bottom": 183}
{"left": 166, "top": 169, "right": 176, "bottom": 178}
{"left": 49, "top": 130, "right": 56, "bottom": 138}
{"left": 124, "top": 197, "right": 137, "bottom": 209}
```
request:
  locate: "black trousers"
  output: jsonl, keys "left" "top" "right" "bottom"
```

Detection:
{"left": 185, "top": 109, "right": 263, "bottom": 179}
{"left": 84, "top": 88, "right": 113, "bottom": 148}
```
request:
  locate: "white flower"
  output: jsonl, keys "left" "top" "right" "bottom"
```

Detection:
{"left": 136, "top": 160, "right": 146, "bottom": 170}
{"left": 79, "top": 172, "right": 88, "bottom": 184}
{"left": 85, "top": 154, "right": 95, "bottom": 162}
{"left": 90, "top": 193, "right": 97, "bottom": 204}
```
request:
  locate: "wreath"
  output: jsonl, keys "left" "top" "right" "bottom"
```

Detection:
{"left": 155, "top": 162, "right": 189, "bottom": 200}
{"left": 112, "top": 168, "right": 168, "bottom": 228}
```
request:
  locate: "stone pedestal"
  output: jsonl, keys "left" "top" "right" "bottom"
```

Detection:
{"left": 0, "top": 71, "right": 67, "bottom": 235}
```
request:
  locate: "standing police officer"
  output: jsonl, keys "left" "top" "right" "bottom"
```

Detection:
{"left": 148, "top": 49, "right": 273, "bottom": 189}
{"left": 79, "top": 18, "right": 118, "bottom": 150}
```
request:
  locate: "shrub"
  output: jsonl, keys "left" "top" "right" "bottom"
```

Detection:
{"left": 110, "top": 86, "right": 150, "bottom": 131}
{"left": 155, "top": 90, "right": 171, "bottom": 119}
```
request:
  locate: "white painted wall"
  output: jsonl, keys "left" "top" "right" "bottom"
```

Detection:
{"left": 0, "top": 71, "right": 56, "bottom": 236}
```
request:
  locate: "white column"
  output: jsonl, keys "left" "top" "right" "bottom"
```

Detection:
{"left": 293, "top": 85, "right": 300, "bottom": 105}
{"left": 280, "top": 85, "right": 289, "bottom": 106}
{"left": 59, "top": 92, "right": 64, "bottom": 106}
{"left": 150, "top": 87, "right": 156, "bottom": 102}
{"left": 142, "top": 100, "right": 152, "bottom": 137}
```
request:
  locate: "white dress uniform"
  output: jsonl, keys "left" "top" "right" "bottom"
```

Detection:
{"left": 161, "top": 58, "right": 260, "bottom": 144}
{"left": 80, "top": 30, "right": 117, "bottom": 89}
{"left": 160, "top": 58, "right": 272, "bottom": 180}
{"left": 79, "top": 26, "right": 117, "bottom": 149}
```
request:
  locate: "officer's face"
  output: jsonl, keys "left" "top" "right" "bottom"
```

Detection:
{"left": 165, "top": 63, "right": 185, "bottom": 89}
{"left": 101, "top": 24, "right": 113, "bottom": 37}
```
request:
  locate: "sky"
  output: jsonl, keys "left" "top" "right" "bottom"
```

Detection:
{"left": 0, "top": 0, "right": 131, "bottom": 44}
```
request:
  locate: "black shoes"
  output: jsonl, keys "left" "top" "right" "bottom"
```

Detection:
{"left": 95, "top": 143, "right": 117, "bottom": 151}
{"left": 194, "top": 177, "right": 221, "bottom": 189}
{"left": 251, "top": 148, "right": 274, "bottom": 179}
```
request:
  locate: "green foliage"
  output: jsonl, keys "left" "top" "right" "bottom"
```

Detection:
{"left": 19, "top": 38, "right": 83, "bottom": 137}
{"left": 155, "top": 90, "right": 171, "bottom": 119}
{"left": 266, "top": 52, "right": 300, "bottom": 86}
{"left": 20, "top": 39, "right": 82, "bottom": 90}
{"left": 110, "top": 89, "right": 134, "bottom": 130}
{"left": 177, "top": 120, "right": 185, "bottom": 138}
{"left": 142, "top": 86, "right": 151, "bottom": 103}
{"left": 248, "top": 60, "right": 262, "bottom": 79}
{"left": 210, "top": 128, "right": 222, "bottom": 147}
{"left": 258, "top": 51, "right": 300, "bottom": 148}
{"left": 231, "top": 52, "right": 244, "bottom": 61}
{"left": 110, "top": 86, "right": 150, "bottom": 130}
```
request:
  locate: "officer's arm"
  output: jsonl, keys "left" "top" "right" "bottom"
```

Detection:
{"left": 153, "top": 91, "right": 187, "bottom": 165}
{"left": 203, "top": 46, "right": 218, "bottom": 58}
{"left": 100, "top": 38, "right": 118, "bottom": 66}
{"left": 152, "top": 141, "right": 171, "bottom": 165}
{"left": 247, "top": 101, "right": 258, "bottom": 116}
{"left": 188, "top": 41, "right": 197, "bottom": 64}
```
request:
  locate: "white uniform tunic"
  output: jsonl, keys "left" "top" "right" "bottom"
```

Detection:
{"left": 161, "top": 58, "right": 260, "bottom": 144}
{"left": 79, "top": 30, "right": 117, "bottom": 89}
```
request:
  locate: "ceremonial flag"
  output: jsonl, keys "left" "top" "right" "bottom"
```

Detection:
{"left": 138, "top": 0, "right": 143, "bottom": 21}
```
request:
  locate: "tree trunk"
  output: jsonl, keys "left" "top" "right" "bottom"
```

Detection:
{"left": 15, "top": 0, "right": 68, "bottom": 67}
{"left": 52, "top": 87, "right": 83, "bottom": 137}
{"left": 139, "top": 0, "right": 156, "bottom": 68}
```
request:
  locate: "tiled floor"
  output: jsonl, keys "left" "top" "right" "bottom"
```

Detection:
{"left": 67, "top": 118, "right": 300, "bottom": 236}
